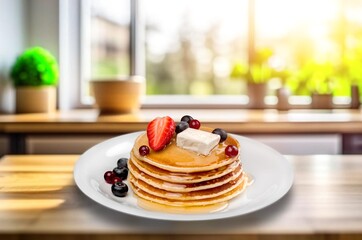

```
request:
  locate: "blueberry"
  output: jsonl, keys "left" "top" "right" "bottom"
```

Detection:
{"left": 212, "top": 128, "right": 227, "bottom": 143}
{"left": 111, "top": 182, "right": 128, "bottom": 197}
{"left": 117, "top": 158, "right": 128, "bottom": 168}
{"left": 113, "top": 167, "right": 128, "bottom": 180}
{"left": 180, "top": 115, "right": 193, "bottom": 123}
{"left": 176, "top": 121, "right": 189, "bottom": 134}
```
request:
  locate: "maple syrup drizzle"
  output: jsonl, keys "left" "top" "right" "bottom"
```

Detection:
{"left": 246, "top": 173, "right": 255, "bottom": 186}
{"left": 137, "top": 198, "right": 228, "bottom": 214}
{"left": 134, "top": 131, "right": 239, "bottom": 169}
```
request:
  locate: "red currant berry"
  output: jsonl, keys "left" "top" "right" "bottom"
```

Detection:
{"left": 139, "top": 145, "right": 150, "bottom": 156}
{"left": 104, "top": 171, "right": 114, "bottom": 184}
{"left": 225, "top": 145, "right": 239, "bottom": 157}
{"left": 112, "top": 176, "right": 122, "bottom": 184}
{"left": 189, "top": 119, "right": 201, "bottom": 129}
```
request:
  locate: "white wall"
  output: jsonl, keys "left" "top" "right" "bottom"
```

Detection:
{"left": 27, "top": 0, "right": 59, "bottom": 59}
{"left": 0, "top": 0, "right": 27, "bottom": 113}
{"left": 0, "top": 0, "right": 59, "bottom": 113}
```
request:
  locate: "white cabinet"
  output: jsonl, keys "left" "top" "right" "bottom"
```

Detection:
{"left": 23, "top": 134, "right": 342, "bottom": 155}
{"left": 25, "top": 135, "right": 115, "bottom": 154}
{"left": 244, "top": 134, "right": 342, "bottom": 155}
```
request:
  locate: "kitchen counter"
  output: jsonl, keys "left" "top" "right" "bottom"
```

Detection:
{"left": 1, "top": 154, "right": 362, "bottom": 240}
{"left": 2, "top": 109, "right": 362, "bottom": 155}
{"left": 0, "top": 109, "right": 362, "bottom": 134}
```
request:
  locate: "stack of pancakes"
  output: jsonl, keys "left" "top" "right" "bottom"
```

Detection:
{"left": 129, "top": 130, "right": 248, "bottom": 209}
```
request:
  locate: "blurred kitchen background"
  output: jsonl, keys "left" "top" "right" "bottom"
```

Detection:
{"left": 0, "top": 0, "right": 362, "bottom": 156}
{"left": 1, "top": 0, "right": 362, "bottom": 111}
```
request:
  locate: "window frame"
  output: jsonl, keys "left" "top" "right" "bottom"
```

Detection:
{"left": 59, "top": 0, "right": 83, "bottom": 110}
{"left": 59, "top": 0, "right": 353, "bottom": 110}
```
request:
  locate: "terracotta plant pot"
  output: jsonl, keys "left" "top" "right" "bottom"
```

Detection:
{"left": 247, "top": 83, "right": 267, "bottom": 109}
{"left": 91, "top": 76, "right": 144, "bottom": 113}
{"left": 15, "top": 86, "right": 56, "bottom": 113}
{"left": 311, "top": 93, "right": 333, "bottom": 109}
{"left": 350, "top": 85, "right": 360, "bottom": 109}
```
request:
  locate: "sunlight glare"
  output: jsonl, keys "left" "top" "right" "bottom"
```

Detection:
{"left": 0, "top": 199, "right": 65, "bottom": 210}
{"left": 256, "top": 0, "right": 338, "bottom": 38}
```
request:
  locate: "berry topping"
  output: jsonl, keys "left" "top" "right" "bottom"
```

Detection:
{"left": 104, "top": 171, "right": 115, "bottom": 184}
{"left": 147, "top": 116, "right": 176, "bottom": 151}
{"left": 212, "top": 128, "right": 228, "bottom": 143}
{"left": 111, "top": 181, "right": 128, "bottom": 197}
{"left": 112, "top": 176, "right": 122, "bottom": 184}
{"left": 180, "top": 115, "right": 193, "bottom": 123}
{"left": 117, "top": 158, "right": 128, "bottom": 168}
{"left": 113, "top": 167, "right": 129, "bottom": 180}
{"left": 225, "top": 145, "right": 239, "bottom": 157}
{"left": 139, "top": 145, "right": 150, "bottom": 156}
{"left": 176, "top": 121, "right": 189, "bottom": 134}
{"left": 189, "top": 119, "right": 201, "bottom": 129}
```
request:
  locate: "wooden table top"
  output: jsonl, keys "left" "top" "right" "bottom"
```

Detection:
{"left": 0, "top": 154, "right": 362, "bottom": 240}
{"left": 1, "top": 109, "right": 362, "bottom": 134}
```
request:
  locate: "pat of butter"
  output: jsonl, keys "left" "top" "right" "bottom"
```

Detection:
{"left": 176, "top": 128, "right": 220, "bottom": 155}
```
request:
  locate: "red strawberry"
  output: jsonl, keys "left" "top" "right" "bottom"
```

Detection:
{"left": 147, "top": 116, "right": 175, "bottom": 151}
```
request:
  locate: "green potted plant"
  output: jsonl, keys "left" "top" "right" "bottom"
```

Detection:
{"left": 230, "top": 48, "right": 275, "bottom": 109}
{"left": 310, "top": 61, "right": 335, "bottom": 109}
{"left": 337, "top": 55, "right": 362, "bottom": 109}
{"left": 10, "top": 47, "right": 59, "bottom": 113}
{"left": 289, "top": 61, "right": 335, "bottom": 109}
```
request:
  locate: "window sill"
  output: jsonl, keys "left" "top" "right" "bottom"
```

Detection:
{"left": 79, "top": 95, "right": 353, "bottom": 110}
{"left": 141, "top": 95, "right": 249, "bottom": 109}
{"left": 141, "top": 95, "right": 352, "bottom": 109}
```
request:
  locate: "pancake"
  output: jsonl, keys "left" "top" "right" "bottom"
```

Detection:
{"left": 128, "top": 124, "right": 249, "bottom": 212}
{"left": 130, "top": 174, "right": 248, "bottom": 207}
{"left": 129, "top": 170, "right": 245, "bottom": 200}
{"left": 129, "top": 159, "right": 243, "bottom": 193}
{"left": 131, "top": 131, "right": 240, "bottom": 173}
{"left": 129, "top": 151, "right": 241, "bottom": 184}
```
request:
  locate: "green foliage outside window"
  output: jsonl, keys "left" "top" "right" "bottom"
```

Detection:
{"left": 287, "top": 61, "right": 336, "bottom": 95}
{"left": 231, "top": 48, "right": 362, "bottom": 97}
{"left": 230, "top": 48, "right": 276, "bottom": 84}
{"left": 287, "top": 48, "right": 362, "bottom": 97}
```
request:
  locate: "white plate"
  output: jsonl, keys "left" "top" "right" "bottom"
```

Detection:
{"left": 74, "top": 132, "right": 293, "bottom": 221}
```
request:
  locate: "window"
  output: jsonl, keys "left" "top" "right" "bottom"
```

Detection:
{"left": 90, "top": 0, "right": 131, "bottom": 78}
{"left": 144, "top": 0, "right": 248, "bottom": 96}
{"left": 254, "top": 0, "right": 362, "bottom": 100}
{"left": 81, "top": 0, "right": 131, "bottom": 104}
{"left": 79, "top": 0, "right": 362, "bottom": 107}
